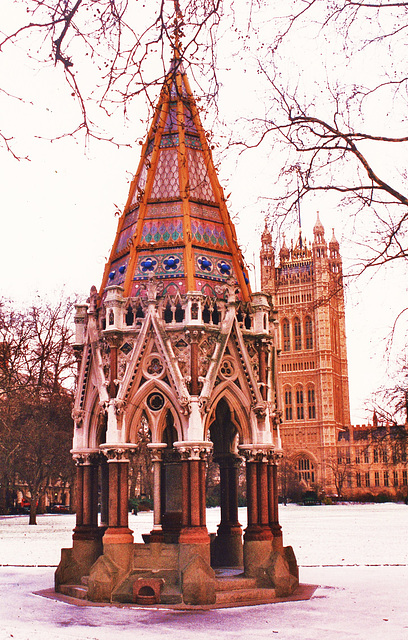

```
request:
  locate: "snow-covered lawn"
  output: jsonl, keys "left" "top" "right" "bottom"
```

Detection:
{"left": 0, "top": 503, "right": 407, "bottom": 639}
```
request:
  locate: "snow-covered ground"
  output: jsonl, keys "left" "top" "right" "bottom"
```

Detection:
{"left": 0, "top": 504, "right": 407, "bottom": 640}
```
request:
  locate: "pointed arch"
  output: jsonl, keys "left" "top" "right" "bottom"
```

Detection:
{"left": 125, "top": 378, "right": 185, "bottom": 443}
{"left": 205, "top": 382, "right": 251, "bottom": 444}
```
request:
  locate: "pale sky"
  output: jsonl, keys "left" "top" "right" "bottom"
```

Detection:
{"left": 1, "top": 2, "right": 407, "bottom": 425}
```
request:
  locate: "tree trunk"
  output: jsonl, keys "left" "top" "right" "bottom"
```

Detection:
{"left": 29, "top": 500, "right": 37, "bottom": 525}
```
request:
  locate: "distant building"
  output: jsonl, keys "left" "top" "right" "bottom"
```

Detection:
{"left": 260, "top": 215, "right": 351, "bottom": 495}
{"left": 337, "top": 422, "right": 408, "bottom": 500}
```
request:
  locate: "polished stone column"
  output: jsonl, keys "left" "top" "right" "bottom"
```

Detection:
{"left": 72, "top": 451, "right": 101, "bottom": 541}
{"left": 101, "top": 447, "right": 134, "bottom": 545}
{"left": 147, "top": 443, "right": 167, "bottom": 542}
{"left": 212, "top": 454, "right": 243, "bottom": 566}
{"left": 175, "top": 442, "right": 212, "bottom": 544}
{"left": 240, "top": 446, "right": 274, "bottom": 542}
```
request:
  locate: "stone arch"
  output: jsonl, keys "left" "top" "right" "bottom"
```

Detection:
{"left": 125, "top": 379, "right": 184, "bottom": 443}
{"left": 84, "top": 390, "right": 105, "bottom": 449}
{"left": 205, "top": 383, "right": 251, "bottom": 444}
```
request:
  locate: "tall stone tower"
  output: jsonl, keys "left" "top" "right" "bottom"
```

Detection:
{"left": 260, "top": 215, "right": 351, "bottom": 494}
{"left": 55, "top": 52, "right": 298, "bottom": 606}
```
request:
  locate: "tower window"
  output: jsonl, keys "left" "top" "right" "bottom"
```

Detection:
{"left": 282, "top": 319, "right": 290, "bottom": 351}
{"left": 305, "top": 316, "right": 313, "bottom": 349}
{"left": 296, "top": 386, "right": 304, "bottom": 420}
{"left": 284, "top": 388, "right": 292, "bottom": 421}
{"left": 297, "top": 457, "right": 315, "bottom": 483}
{"left": 307, "top": 386, "right": 315, "bottom": 419}
{"left": 294, "top": 317, "right": 301, "bottom": 350}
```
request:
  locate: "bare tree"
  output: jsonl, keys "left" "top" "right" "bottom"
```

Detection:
{"left": 230, "top": 1, "right": 408, "bottom": 276}
{"left": 1, "top": 0, "right": 227, "bottom": 151}
{"left": 0, "top": 297, "right": 76, "bottom": 522}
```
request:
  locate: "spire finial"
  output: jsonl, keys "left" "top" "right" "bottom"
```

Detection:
{"left": 172, "top": 0, "right": 184, "bottom": 60}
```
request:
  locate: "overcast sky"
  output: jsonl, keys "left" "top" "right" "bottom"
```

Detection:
{"left": 1, "top": 2, "right": 407, "bottom": 425}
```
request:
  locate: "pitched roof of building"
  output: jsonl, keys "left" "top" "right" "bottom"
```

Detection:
{"left": 99, "top": 57, "right": 251, "bottom": 302}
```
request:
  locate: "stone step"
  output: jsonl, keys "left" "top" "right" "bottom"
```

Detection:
{"left": 215, "top": 587, "right": 276, "bottom": 606}
{"left": 215, "top": 576, "right": 257, "bottom": 592}
{"left": 59, "top": 584, "right": 89, "bottom": 600}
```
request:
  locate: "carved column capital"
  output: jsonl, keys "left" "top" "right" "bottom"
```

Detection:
{"left": 238, "top": 444, "right": 275, "bottom": 463}
{"left": 174, "top": 441, "right": 213, "bottom": 460}
{"left": 72, "top": 449, "right": 101, "bottom": 466}
{"left": 147, "top": 442, "right": 167, "bottom": 462}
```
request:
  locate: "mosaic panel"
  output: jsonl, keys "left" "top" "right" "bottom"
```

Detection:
{"left": 160, "top": 133, "right": 179, "bottom": 148}
{"left": 134, "top": 250, "right": 184, "bottom": 278}
{"left": 122, "top": 206, "right": 139, "bottom": 227}
{"left": 140, "top": 218, "right": 183, "bottom": 245}
{"left": 164, "top": 104, "right": 181, "bottom": 133}
{"left": 190, "top": 220, "right": 228, "bottom": 249}
{"left": 187, "top": 149, "right": 215, "bottom": 202}
{"left": 190, "top": 203, "right": 223, "bottom": 223}
{"left": 145, "top": 202, "right": 183, "bottom": 219}
{"left": 150, "top": 148, "right": 180, "bottom": 199}
{"left": 130, "top": 158, "right": 150, "bottom": 206}
{"left": 184, "top": 105, "right": 197, "bottom": 134}
{"left": 185, "top": 134, "right": 202, "bottom": 150}
{"left": 116, "top": 222, "right": 137, "bottom": 254}
{"left": 106, "top": 255, "right": 130, "bottom": 287}
{"left": 194, "top": 251, "right": 235, "bottom": 282}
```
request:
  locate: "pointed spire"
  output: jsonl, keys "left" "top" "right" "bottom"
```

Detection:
{"left": 99, "top": 55, "right": 251, "bottom": 302}
{"left": 313, "top": 211, "right": 324, "bottom": 236}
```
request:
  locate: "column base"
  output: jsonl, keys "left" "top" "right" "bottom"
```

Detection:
{"left": 73, "top": 525, "right": 106, "bottom": 541}
{"left": 102, "top": 527, "right": 134, "bottom": 545}
{"left": 244, "top": 524, "right": 273, "bottom": 542}
{"left": 179, "top": 526, "right": 210, "bottom": 545}
{"left": 211, "top": 524, "right": 243, "bottom": 567}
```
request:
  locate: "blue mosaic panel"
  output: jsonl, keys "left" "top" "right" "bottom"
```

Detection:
{"left": 107, "top": 256, "right": 130, "bottom": 287}
{"left": 134, "top": 251, "right": 184, "bottom": 279}
{"left": 194, "top": 251, "right": 235, "bottom": 283}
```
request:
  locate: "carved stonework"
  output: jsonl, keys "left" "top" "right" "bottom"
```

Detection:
{"left": 72, "top": 408, "right": 85, "bottom": 427}
{"left": 239, "top": 446, "right": 275, "bottom": 463}
{"left": 175, "top": 442, "right": 213, "bottom": 460}
{"left": 72, "top": 451, "right": 101, "bottom": 466}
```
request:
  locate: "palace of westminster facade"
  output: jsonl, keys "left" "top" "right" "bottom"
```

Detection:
{"left": 260, "top": 216, "right": 408, "bottom": 499}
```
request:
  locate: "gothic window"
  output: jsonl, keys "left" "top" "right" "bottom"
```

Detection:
{"left": 307, "top": 386, "right": 315, "bottom": 419}
{"left": 305, "top": 316, "right": 313, "bottom": 349}
{"left": 164, "top": 302, "right": 173, "bottom": 323}
{"left": 374, "top": 471, "right": 380, "bottom": 487}
{"left": 356, "top": 472, "right": 361, "bottom": 487}
{"left": 212, "top": 303, "right": 220, "bottom": 325}
{"left": 108, "top": 309, "right": 114, "bottom": 326}
{"left": 203, "top": 303, "right": 211, "bottom": 324}
{"left": 125, "top": 305, "right": 134, "bottom": 326}
{"left": 384, "top": 471, "right": 389, "bottom": 487}
{"left": 365, "top": 472, "right": 370, "bottom": 487}
{"left": 297, "top": 457, "right": 315, "bottom": 483}
{"left": 394, "top": 470, "right": 399, "bottom": 486}
{"left": 294, "top": 317, "right": 301, "bottom": 350}
{"left": 296, "top": 386, "right": 304, "bottom": 420}
{"left": 373, "top": 448, "right": 379, "bottom": 463}
{"left": 175, "top": 302, "right": 185, "bottom": 323}
{"left": 284, "top": 387, "right": 292, "bottom": 421}
{"left": 364, "top": 450, "right": 369, "bottom": 464}
{"left": 282, "top": 319, "right": 290, "bottom": 352}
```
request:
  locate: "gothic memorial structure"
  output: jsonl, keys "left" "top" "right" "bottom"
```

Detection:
{"left": 55, "top": 54, "right": 298, "bottom": 606}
